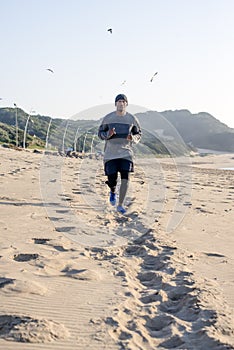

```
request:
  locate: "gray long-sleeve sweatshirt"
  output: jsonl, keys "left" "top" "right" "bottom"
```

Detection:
{"left": 98, "top": 111, "right": 141, "bottom": 163}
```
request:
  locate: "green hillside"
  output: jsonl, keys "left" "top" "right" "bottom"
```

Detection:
{"left": 0, "top": 108, "right": 176, "bottom": 155}
{"left": 2, "top": 106, "right": 232, "bottom": 154}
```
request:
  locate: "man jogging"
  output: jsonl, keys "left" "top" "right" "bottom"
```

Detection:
{"left": 98, "top": 94, "right": 141, "bottom": 214}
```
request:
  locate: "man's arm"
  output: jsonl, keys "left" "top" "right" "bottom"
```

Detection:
{"left": 98, "top": 122, "right": 116, "bottom": 140}
{"left": 128, "top": 117, "right": 141, "bottom": 144}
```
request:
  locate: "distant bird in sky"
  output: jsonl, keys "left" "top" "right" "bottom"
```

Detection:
{"left": 150, "top": 72, "right": 158, "bottom": 82}
{"left": 107, "top": 28, "right": 112, "bottom": 34}
{"left": 121, "top": 80, "right": 126, "bottom": 85}
{"left": 46, "top": 68, "right": 54, "bottom": 73}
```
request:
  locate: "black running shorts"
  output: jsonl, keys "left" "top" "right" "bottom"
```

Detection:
{"left": 104, "top": 158, "right": 134, "bottom": 175}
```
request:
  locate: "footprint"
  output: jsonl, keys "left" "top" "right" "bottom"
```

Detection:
{"left": 142, "top": 255, "right": 166, "bottom": 270}
{"left": 140, "top": 292, "right": 160, "bottom": 304}
{"left": 0, "top": 277, "right": 15, "bottom": 288}
{"left": 33, "top": 238, "right": 51, "bottom": 245}
{"left": 61, "top": 266, "right": 101, "bottom": 280}
{"left": 160, "top": 294, "right": 200, "bottom": 322}
{"left": 167, "top": 286, "right": 194, "bottom": 301}
{"left": 0, "top": 314, "right": 69, "bottom": 342}
{"left": 49, "top": 217, "right": 64, "bottom": 222}
{"left": 138, "top": 271, "right": 163, "bottom": 287}
{"left": 125, "top": 245, "right": 148, "bottom": 257}
{"left": 13, "top": 253, "right": 39, "bottom": 262}
{"left": 119, "top": 330, "right": 132, "bottom": 340}
{"left": 204, "top": 252, "right": 226, "bottom": 258}
{"left": 55, "top": 226, "right": 76, "bottom": 233}
{"left": 105, "top": 317, "right": 119, "bottom": 327}
{"left": 159, "top": 335, "right": 185, "bottom": 349}
{"left": 146, "top": 314, "right": 174, "bottom": 332}
{"left": 0, "top": 279, "right": 47, "bottom": 295}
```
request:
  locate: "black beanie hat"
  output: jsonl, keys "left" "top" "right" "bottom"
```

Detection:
{"left": 115, "top": 94, "right": 128, "bottom": 104}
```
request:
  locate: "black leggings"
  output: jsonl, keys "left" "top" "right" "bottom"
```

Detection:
{"left": 106, "top": 171, "right": 129, "bottom": 192}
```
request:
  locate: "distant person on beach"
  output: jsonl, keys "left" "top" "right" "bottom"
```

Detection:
{"left": 98, "top": 94, "right": 142, "bottom": 214}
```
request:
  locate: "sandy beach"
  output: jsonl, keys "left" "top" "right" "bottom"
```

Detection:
{"left": 0, "top": 147, "right": 233, "bottom": 349}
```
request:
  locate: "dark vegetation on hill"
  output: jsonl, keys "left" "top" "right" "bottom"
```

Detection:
{"left": 0, "top": 107, "right": 233, "bottom": 154}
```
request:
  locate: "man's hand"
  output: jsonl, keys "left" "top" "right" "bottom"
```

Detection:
{"left": 127, "top": 134, "right": 132, "bottom": 141}
{"left": 107, "top": 128, "right": 116, "bottom": 138}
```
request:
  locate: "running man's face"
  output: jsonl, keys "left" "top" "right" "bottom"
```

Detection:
{"left": 116, "top": 99, "right": 127, "bottom": 113}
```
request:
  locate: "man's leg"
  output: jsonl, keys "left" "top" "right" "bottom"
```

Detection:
{"left": 118, "top": 171, "right": 129, "bottom": 209}
{"left": 106, "top": 173, "right": 118, "bottom": 205}
{"left": 106, "top": 173, "right": 118, "bottom": 192}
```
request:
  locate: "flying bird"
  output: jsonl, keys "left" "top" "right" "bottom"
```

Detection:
{"left": 46, "top": 68, "right": 54, "bottom": 73}
{"left": 107, "top": 28, "right": 112, "bottom": 34}
{"left": 150, "top": 72, "right": 158, "bottom": 82}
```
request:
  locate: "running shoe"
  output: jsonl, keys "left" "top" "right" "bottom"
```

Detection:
{"left": 117, "top": 205, "right": 126, "bottom": 214}
{"left": 109, "top": 192, "right": 116, "bottom": 206}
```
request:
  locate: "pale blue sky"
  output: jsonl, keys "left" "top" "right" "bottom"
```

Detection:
{"left": 1, "top": 0, "right": 234, "bottom": 127}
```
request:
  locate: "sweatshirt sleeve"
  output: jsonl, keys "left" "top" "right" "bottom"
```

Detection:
{"left": 98, "top": 118, "right": 113, "bottom": 140}
{"left": 131, "top": 116, "right": 142, "bottom": 144}
{"left": 98, "top": 122, "right": 108, "bottom": 140}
